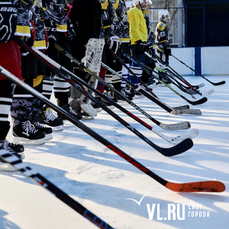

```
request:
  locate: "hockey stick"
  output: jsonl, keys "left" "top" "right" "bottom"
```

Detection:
{"left": 171, "top": 54, "right": 226, "bottom": 86}
{"left": 145, "top": 52, "right": 206, "bottom": 89}
{"left": 129, "top": 54, "right": 199, "bottom": 99}
{"left": 160, "top": 67, "right": 202, "bottom": 97}
{"left": 144, "top": 61, "right": 199, "bottom": 98}
{"left": 139, "top": 55, "right": 198, "bottom": 98}
{"left": 101, "top": 62, "right": 201, "bottom": 116}
{"left": 155, "top": 57, "right": 203, "bottom": 96}
{"left": 14, "top": 37, "right": 193, "bottom": 156}
{"left": 127, "top": 52, "right": 206, "bottom": 103}
{"left": 164, "top": 68, "right": 214, "bottom": 98}
{"left": 154, "top": 55, "right": 215, "bottom": 97}
{"left": 123, "top": 52, "right": 208, "bottom": 106}
{"left": 157, "top": 68, "right": 197, "bottom": 99}
{"left": 0, "top": 151, "right": 113, "bottom": 229}
{"left": 0, "top": 65, "right": 225, "bottom": 192}
{"left": 157, "top": 66, "right": 205, "bottom": 91}
{"left": 55, "top": 44, "right": 198, "bottom": 142}
{"left": 104, "top": 46, "right": 201, "bottom": 114}
{"left": 105, "top": 45, "right": 166, "bottom": 97}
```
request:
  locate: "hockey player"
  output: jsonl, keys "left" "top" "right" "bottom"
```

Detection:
{"left": 68, "top": 0, "right": 101, "bottom": 118}
{"left": 110, "top": 0, "right": 133, "bottom": 101}
{"left": 0, "top": 0, "right": 25, "bottom": 159}
{"left": 127, "top": 0, "right": 148, "bottom": 89}
{"left": 69, "top": 0, "right": 101, "bottom": 61}
{"left": 10, "top": 0, "right": 47, "bottom": 145}
{"left": 39, "top": 0, "right": 83, "bottom": 127}
{"left": 28, "top": 0, "right": 54, "bottom": 140}
{"left": 141, "top": 0, "right": 156, "bottom": 85}
{"left": 155, "top": 9, "right": 171, "bottom": 84}
{"left": 95, "top": 0, "right": 120, "bottom": 107}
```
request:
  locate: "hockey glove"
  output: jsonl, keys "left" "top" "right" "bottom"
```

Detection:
{"left": 164, "top": 46, "right": 171, "bottom": 56}
{"left": 66, "top": 19, "right": 76, "bottom": 45}
{"left": 136, "top": 40, "right": 148, "bottom": 54}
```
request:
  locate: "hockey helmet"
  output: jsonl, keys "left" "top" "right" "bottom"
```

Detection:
{"left": 126, "top": 1, "right": 134, "bottom": 9}
{"left": 159, "top": 10, "right": 170, "bottom": 20}
{"left": 132, "top": 0, "right": 145, "bottom": 6}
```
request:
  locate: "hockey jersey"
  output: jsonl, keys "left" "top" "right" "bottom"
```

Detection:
{"left": 43, "top": 0, "right": 68, "bottom": 33}
{"left": 99, "top": 0, "right": 118, "bottom": 40}
{"left": 155, "top": 19, "right": 169, "bottom": 52}
{"left": 13, "top": 0, "right": 31, "bottom": 38}
{"left": 0, "top": 1, "right": 17, "bottom": 42}
{"left": 127, "top": 6, "right": 147, "bottom": 45}
{"left": 112, "top": 0, "right": 130, "bottom": 42}
{"left": 30, "top": 0, "right": 50, "bottom": 49}
{"left": 69, "top": 0, "right": 101, "bottom": 46}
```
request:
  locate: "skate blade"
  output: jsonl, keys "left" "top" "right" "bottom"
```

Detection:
{"left": 17, "top": 152, "right": 25, "bottom": 160}
{"left": 0, "top": 163, "right": 18, "bottom": 172}
{"left": 82, "top": 115, "right": 95, "bottom": 120}
{"left": 148, "top": 84, "right": 158, "bottom": 89}
{"left": 105, "top": 105, "right": 115, "bottom": 109}
{"left": 133, "top": 95, "right": 144, "bottom": 99}
{"left": 95, "top": 108, "right": 102, "bottom": 113}
{"left": 13, "top": 137, "right": 46, "bottom": 146}
{"left": 52, "top": 125, "right": 64, "bottom": 132}
{"left": 45, "top": 133, "right": 53, "bottom": 140}
{"left": 117, "top": 100, "right": 127, "bottom": 105}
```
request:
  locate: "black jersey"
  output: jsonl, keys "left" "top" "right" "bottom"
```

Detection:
{"left": 155, "top": 19, "right": 169, "bottom": 52}
{"left": 0, "top": 1, "right": 17, "bottom": 42}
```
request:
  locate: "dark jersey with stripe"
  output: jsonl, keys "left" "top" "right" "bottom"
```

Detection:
{"left": 0, "top": 1, "right": 17, "bottom": 42}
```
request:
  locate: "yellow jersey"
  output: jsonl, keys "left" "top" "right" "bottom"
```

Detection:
{"left": 127, "top": 7, "right": 147, "bottom": 45}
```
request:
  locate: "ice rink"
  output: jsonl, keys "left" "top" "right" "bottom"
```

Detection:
{"left": 0, "top": 76, "right": 228, "bottom": 229}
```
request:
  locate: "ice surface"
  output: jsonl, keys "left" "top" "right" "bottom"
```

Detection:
{"left": 0, "top": 76, "right": 228, "bottom": 229}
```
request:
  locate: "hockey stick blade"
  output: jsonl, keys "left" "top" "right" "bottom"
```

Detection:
{"left": 186, "top": 88, "right": 215, "bottom": 97}
{"left": 171, "top": 109, "right": 202, "bottom": 115}
{"left": 184, "top": 83, "right": 205, "bottom": 90}
{"left": 159, "top": 121, "right": 191, "bottom": 130}
{"left": 197, "top": 83, "right": 205, "bottom": 88}
{"left": 186, "top": 96, "right": 207, "bottom": 106}
{"left": 202, "top": 88, "right": 215, "bottom": 97}
{"left": 165, "top": 129, "right": 199, "bottom": 145}
{"left": 172, "top": 105, "right": 190, "bottom": 110}
{"left": 212, "top": 80, "right": 226, "bottom": 86}
{"left": 151, "top": 128, "right": 198, "bottom": 145}
{"left": 171, "top": 54, "right": 226, "bottom": 87}
{"left": 154, "top": 138, "right": 193, "bottom": 157}
{"left": 0, "top": 152, "right": 114, "bottom": 229}
{"left": 165, "top": 180, "right": 225, "bottom": 192}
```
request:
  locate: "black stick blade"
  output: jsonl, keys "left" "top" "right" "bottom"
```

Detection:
{"left": 158, "top": 138, "right": 193, "bottom": 157}
{"left": 212, "top": 80, "right": 226, "bottom": 86}
{"left": 187, "top": 97, "right": 207, "bottom": 105}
